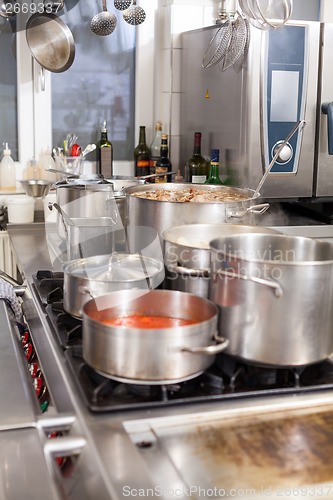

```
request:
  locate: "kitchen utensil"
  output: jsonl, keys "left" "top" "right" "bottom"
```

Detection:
{"left": 54, "top": 156, "right": 84, "bottom": 176}
{"left": 123, "top": 0, "right": 146, "bottom": 26}
{"left": 81, "top": 144, "right": 96, "bottom": 157}
{"left": 125, "top": 183, "right": 270, "bottom": 252}
{"left": 63, "top": 253, "right": 164, "bottom": 318}
{"left": 219, "top": 12, "right": 248, "bottom": 72}
{"left": 202, "top": 18, "right": 233, "bottom": 69}
{"left": 254, "top": 0, "right": 292, "bottom": 29}
{"left": 253, "top": 120, "right": 306, "bottom": 199}
{"left": 26, "top": 12, "right": 75, "bottom": 73}
{"left": 114, "top": 0, "right": 132, "bottom": 10}
{"left": 19, "top": 179, "right": 52, "bottom": 198}
{"left": 0, "top": 0, "right": 17, "bottom": 18}
{"left": 51, "top": 202, "right": 73, "bottom": 227}
{"left": 82, "top": 289, "right": 228, "bottom": 384}
{"left": 162, "top": 224, "right": 282, "bottom": 299}
{"left": 137, "top": 171, "right": 176, "bottom": 180}
{"left": 90, "top": 0, "right": 117, "bottom": 36}
{"left": 48, "top": 168, "right": 80, "bottom": 178}
{"left": 209, "top": 233, "right": 333, "bottom": 367}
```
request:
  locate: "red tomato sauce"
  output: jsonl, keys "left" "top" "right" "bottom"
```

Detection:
{"left": 101, "top": 314, "right": 196, "bottom": 328}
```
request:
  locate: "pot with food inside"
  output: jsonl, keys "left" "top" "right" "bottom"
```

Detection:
{"left": 125, "top": 183, "right": 269, "bottom": 252}
{"left": 82, "top": 289, "right": 228, "bottom": 384}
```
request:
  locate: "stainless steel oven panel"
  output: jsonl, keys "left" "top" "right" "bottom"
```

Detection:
{"left": 0, "top": 300, "right": 39, "bottom": 430}
{"left": 315, "top": 23, "right": 333, "bottom": 197}
{"left": 0, "top": 428, "right": 61, "bottom": 500}
{"left": 180, "top": 21, "right": 320, "bottom": 199}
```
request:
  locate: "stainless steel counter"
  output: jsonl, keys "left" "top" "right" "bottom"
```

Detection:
{"left": 7, "top": 221, "right": 333, "bottom": 499}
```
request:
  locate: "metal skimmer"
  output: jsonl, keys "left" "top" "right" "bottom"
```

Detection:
{"left": 90, "top": 0, "right": 117, "bottom": 36}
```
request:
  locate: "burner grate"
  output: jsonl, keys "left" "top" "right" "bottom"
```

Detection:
{"left": 32, "top": 270, "right": 333, "bottom": 413}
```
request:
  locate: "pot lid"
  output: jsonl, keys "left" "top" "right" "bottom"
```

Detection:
{"left": 64, "top": 253, "right": 164, "bottom": 282}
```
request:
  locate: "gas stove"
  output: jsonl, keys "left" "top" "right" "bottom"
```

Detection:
{"left": 32, "top": 269, "right": 333, "bottom": 414}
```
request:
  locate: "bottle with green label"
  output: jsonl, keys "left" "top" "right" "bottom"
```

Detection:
{"left": 134, "top": 126, "right": 151, "bottom": 177}
{"left": 185, "top": 132, "right": 209, "bottom": 184}
{"left": 205, "top": 148, "right": 223, "bottom": 185}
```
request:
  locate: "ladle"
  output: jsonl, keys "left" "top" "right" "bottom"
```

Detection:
{"left": 0, "top": 0, "right": 17, "bottom": 18}
{"left": 138, "top": 171, "right": 176, "bottom": 180}
{"left": 90, "top": 0, "right": 117, "bottom": 36}
{"left": 123, "top": 0, "right": 146, "bottom": 25}
{"left": 253, "top": 119, "right": 306, "bottom": 199}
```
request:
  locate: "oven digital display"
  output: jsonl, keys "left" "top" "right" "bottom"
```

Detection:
{"left": 270, "top": 70, "right": 299, "bottom": 123}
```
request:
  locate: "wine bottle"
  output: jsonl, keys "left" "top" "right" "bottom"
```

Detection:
{"left": 205, "top": 149, "right": 223, "bottom": 185}
{"left": 134, "top": 126, "right": 151, "bottom": 177}
{"left": 149, "top": 121, "right": 163, "bottom": 179}
{"left": 184, "top": 132, "right": 209, "bottom": 184}
{"left": 97, "top": 121, "right": 113, "bottom": 177}
{"left": 155, "top": 134, "right": 172, "bottom": 183}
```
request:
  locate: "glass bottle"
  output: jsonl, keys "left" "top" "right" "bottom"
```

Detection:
{"left": 184, "top": 132, "right": 209, "bottom": 184}
{"left": 155, "top": 134, "right": 172, "bottom": 183}
{"left": 0, "top": 143, "right": 16, "bottom": 191}
{"left": 134, "top": 126, "right": 151, "bottom": 177}
{"left": 205, "top": 148, "right": 223, "bottom": 185}
{"left": 149, "top": 121, "right": 163, "bottom": 180}
{"left": 97, "top": 121, "right": 113, "bottom": 177}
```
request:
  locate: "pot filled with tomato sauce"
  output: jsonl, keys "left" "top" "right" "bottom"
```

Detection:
{"left": 82, "top": 289, "right": 229, "bottom": 384}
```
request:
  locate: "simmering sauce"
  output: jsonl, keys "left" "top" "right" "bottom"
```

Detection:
{"left": 100, "top": 314, "right": 197, "bottom": 328}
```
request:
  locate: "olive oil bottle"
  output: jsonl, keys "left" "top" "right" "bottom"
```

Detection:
{"left": 97, "top": 121, "right": 113, "bottom": 177}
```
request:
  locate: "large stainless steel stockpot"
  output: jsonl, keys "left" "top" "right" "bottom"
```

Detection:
{"left": 63, "top": 253, "right": 164, "bottom": 318}
{"left": 125, "top": 183, "right": 269, "bottom": 252}
{"left": 209, "top": 233, "right": 333, "bottom": 367}
{"left": 162, "top": 224, "right": 281, "bottom": 298}
{"left": 82, "top": 289, "right": 229, "bottom": 384}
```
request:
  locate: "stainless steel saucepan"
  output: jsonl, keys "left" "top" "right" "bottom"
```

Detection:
{"left": 82, "top": 289, "right": 229, "bottom": 384}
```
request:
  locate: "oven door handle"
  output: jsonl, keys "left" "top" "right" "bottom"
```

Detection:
{"left": 322, "top": 102, "right": 333, "bottom": 155}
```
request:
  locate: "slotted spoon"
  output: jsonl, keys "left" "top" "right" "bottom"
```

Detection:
{"left": 123, "top": 0, "right": 146, "bottom": 26}
{"left": 90, "top": 0, "right": 117, "bottom": 36}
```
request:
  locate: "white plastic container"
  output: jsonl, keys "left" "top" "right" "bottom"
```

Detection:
{"left": 7, "top": 196, "right": 35, "bottom": 223}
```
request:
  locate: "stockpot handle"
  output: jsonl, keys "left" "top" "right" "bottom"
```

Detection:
{"left": 217, "top": 269, "right": 283, "bottom": 297}
{"left": 226, "top": 203, "right": 270, "bottom": 219}
{"left": 181, "top": 333, "right": 229, "bottom": 355}
{"left": 166, "top": 263, "right": 210, "bottom": 277}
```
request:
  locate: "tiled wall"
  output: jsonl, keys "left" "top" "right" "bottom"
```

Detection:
{"left": 158, "top": 0, "right": 215, "bottom": 172}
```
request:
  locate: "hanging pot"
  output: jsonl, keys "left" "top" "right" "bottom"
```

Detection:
{"left": 26, "top": 12, "right": 75, "bottom": 80}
